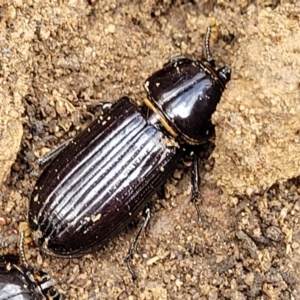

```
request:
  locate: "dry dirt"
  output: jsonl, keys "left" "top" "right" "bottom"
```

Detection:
{"left": 1, "top": 0, "right": 300, "bottom": 299}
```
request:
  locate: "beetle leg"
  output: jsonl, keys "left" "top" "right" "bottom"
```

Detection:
{"left": 38, "top": 102, "right": 113, "bottom": 166}
{"left": 191, "top": 153, "right": 202, "bottom": 223}
{"left": 168, "top": 55, "right": 188, "bottom": 63}
{"left": 37, "top": 138, "right": 73, "bottom": 166}
{"left": 85, "top": 101, "right": 113, "bottom": 111}
{"left": 124, "top": 208, "right": 151, "bottom": 280}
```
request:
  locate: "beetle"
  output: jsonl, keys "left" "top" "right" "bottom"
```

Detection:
{"left": 28, "top": 27, "right": 231, "bottom": 278}
{"left": 0, "top": 232, "right": 61, "bottom": 300}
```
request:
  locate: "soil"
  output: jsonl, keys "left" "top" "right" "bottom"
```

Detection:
{"left": 0, "top": 0, "right": 300, "bottom": 299}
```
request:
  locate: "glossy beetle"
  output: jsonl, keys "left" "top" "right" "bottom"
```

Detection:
{"left": 29, "top": 27, "right": 231, "bottom": 278}
{"left": 0, "top": 232, "right": 61, "bottom": 300}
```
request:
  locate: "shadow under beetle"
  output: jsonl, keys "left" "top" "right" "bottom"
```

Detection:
{"left": 29, "top": 27, "right": 231, "bottom": 279}
{"left": 0, "top": 231, "right": 61, "bottom": 300}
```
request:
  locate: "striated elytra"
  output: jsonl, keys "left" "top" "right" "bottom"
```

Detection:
{"left": 28, "top": 28, "right": 231, "bottom": 277}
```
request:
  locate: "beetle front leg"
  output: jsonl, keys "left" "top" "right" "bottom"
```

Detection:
{"left": 84, "top": 101, "right": 113, "bottom": 112}
{"left": 38, "top": 101, "right": 113, "bottom": 166}
{"left": 124, "top": 208, "right": 151, "bottom": 280}
{"left": 191, "top": 153, "right": 203, "bottom": 223}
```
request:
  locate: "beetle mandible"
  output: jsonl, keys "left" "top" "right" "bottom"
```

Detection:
{"left": 29, "top": 27, "right": 231, "bottom": 279}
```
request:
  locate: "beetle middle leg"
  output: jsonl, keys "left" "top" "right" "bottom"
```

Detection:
{"left": 187, "top": 152, "right": 203, "bottom": 223}
{"left": 124, "top": 208, "right": 151, "bottom": 280}
{"left": 192, "top": 153, "right": 202, "bottom": 222}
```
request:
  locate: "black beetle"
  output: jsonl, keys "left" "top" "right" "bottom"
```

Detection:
{"left": 0, "top": 232, "right": 61, "bottom": 300}
{"left": 28, "top": 27, "right": 231, "bottom": 278}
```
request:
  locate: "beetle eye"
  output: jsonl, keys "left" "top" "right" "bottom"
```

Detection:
{"left": 218, "top": 66, "right": 231, "bottom": 84}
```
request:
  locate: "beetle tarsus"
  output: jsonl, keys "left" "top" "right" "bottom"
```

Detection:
{"left": 193, "top": 195, "right": 203, "bottom": 223}
{"left": 124, "top": 254, "right": 137, "bottom": 281}
{"left": 191, "top": 154, "right": 202, "bottom": 222}
{"left": 85, "top": 101, "right": 113, "bottom": 111}
{"left": 37, "top": 138, "right": 74, "bottom": 166}
{"left": 124, "top": 208, "right": 151, "bottom": 280}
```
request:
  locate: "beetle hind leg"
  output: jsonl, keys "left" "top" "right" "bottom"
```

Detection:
{"left": 124, "top": 208, "right": 151, "bottom": 280}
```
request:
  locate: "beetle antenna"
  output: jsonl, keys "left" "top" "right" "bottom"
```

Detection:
{"left": 204, "top": 27, "right": 214, "bottom": 64}
{"left": 19, "top": 231, "right": 29, "bottom": 269}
